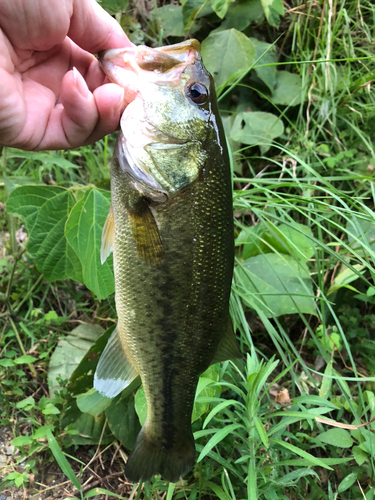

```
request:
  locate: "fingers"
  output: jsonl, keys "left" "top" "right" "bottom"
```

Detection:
{"left": 0, "top": 0, "right": 135, "bottom": 150}
{"left": 0, "top": 0, "right": 72, "bottom": 51}
{"left": 0, "top": 0, "right": 132, "bottom": 54}
{"left": 34, "top": 69, "right": 125, "bottom": 150}
{"left": 69, "top": 0, "right": 133, "bottom": 54}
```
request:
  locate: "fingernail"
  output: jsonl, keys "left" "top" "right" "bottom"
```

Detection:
{"left": 72, "top": 66, "right": 90, "bottom": 99}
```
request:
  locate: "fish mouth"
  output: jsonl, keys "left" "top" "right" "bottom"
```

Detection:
{"left": 99, "top": 40, "right": 201, "bottom": 87}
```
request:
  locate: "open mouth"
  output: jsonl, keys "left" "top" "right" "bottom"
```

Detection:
{"left": 99, "top": 41, "right": 201, "bottom": 87}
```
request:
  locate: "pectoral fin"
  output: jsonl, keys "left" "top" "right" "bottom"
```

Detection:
{"left": 94, "top": 326, "right": 138, "bottom": 398}
{"left": 211, "top": 317, "right": 242, "bottom": 364}
{"left": 101, "top": 204, "right": 114, "bottom": 264}
{"left": 128, "top": 198, "right": 163, "bottom": 265}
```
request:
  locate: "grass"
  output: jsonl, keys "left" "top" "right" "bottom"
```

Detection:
{"left": 1, "top": 0, "right": 375, "bottom": 498}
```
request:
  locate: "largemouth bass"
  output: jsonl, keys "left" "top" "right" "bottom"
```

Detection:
{"left": 94, "top": 40, "right": 239, "bottom": 483}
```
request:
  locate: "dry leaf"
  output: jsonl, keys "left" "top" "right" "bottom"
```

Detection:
{"left": 275, "top": 388, "right": 291, "bottom": 405}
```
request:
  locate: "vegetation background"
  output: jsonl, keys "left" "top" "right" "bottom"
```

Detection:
{"left": 1, "top": 0, "right": 375, "bottom": 498}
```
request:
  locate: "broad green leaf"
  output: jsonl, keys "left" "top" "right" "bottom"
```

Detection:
{"left": 234, "top": 253, "right": 316, "bottom": 318}
{"left": 237, "top": 222, "right": 314, "bottom": 262}
{"left": 210, "top": 0, "right": 230, "bottom": 18}
{"left": 231, "top": 111, "right": 284, "bottom": 154}
{"left": 337, "top": 472, "right": 358, "bottom": 493}
{"left": 99, "top": 0, "right": 129, "bottom": 14}
{"left": 16, "top": 397, "right": 35, "bottom": 409}
{"left": 201, "top": 29, "right": 255, "bottom": 91}
{"left": 134, "top": 385, "right": 147, "bottom": 426}
{"left": 120, "top": 15, "right": 144, "bottom": 45}
{"left": 212, "top": 0, "right": 264, "bottom": 33}
{"left": 0, "top": 358, "right": 14, "bottom": 367}
{"left": 62, "top": 399, "right": 113, "bottom": 446}
{"left": 31, "top": 425, "right": 55, "bottom": 440}
{"left": 42, "top": 403, "right": 60, "bottom": 415}
{"left": 347, "top": 215, "right": 375, "bottom": 256}
{"left": 273, "top": 224, "right": 314, "bottom": 261}
{"left": 14, "top": 475, "right": 24, "bottom": 488}
{"left": 65, "top": 188, "right": 114, "bottom": 300}
{"left": 12, "top": 436, "right": 33, "bottom": 447}
{"left": 327, "top": 263, "right": 365, "bottom": 295}
{"left": 251, "top": 38, "right": 277, "bottom": 92}
{"left": 192, "top": 364, "right": 220, "bottom": 422}
{"left": 260, "top": 0, "right": 284, "bottom": 27}
{"left": 48, "top": 323, "right": 104, "bottom": 396}
{"left": 317, "top": 428, "right": 354, "bottom": 448}
{"left": 150, "top": 5, "right": 184, "bottom": 37}
{"left": 271, "top": 71, "right": 303, "bottom": 106}
{"left": 76, "top": 388, "right": 112, "bottom": 417}
{"left": 3, "top": 175, "right": 43, "bottom": 195}
{"left": 106, "top": 391, "right": 141, "bottom": 449}
{"left": 182, "top": 0, "right": 212, "bottom": 32}
{"left": 222, "top": 115, "right": 242, "bottom": 174}
{"left": 353, "top": 445, "right": 368, "bottom": 466}
{"left": 14, "top": 355, "right": 37, "bottom": 364}
{"left": 7, "top": 186, "right": 82, "bottom": 282}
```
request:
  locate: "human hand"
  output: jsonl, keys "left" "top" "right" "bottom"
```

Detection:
{"left": 0, "top": 0, "right": 134, "bottom": 150}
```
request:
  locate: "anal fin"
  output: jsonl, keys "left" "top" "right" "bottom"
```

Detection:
{"left": 211, "top": 316, "right": 242, "bottom": 365}
{"left": 101, "top": 204, "right": 114, "bottom": 264}
{"left": 128, "top": 198, "right": 163, "bottom": 265}
{"left": 94, "top": 326, "right": 138, "bottom": 398}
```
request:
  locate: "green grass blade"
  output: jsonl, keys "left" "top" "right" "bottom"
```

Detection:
{"left": 46, "top": 430, "right": 82, "bottom": 493}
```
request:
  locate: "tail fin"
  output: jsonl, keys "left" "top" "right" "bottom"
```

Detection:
{"left": 125, "top": 425, "right": 195, "bottom": 483}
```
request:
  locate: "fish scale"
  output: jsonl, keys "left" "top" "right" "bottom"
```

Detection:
{"left": 94, "top": 40, "right": 239, "bottom": 483}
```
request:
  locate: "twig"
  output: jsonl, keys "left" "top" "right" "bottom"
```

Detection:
{"left": 316, "top": 414, "right": 375, "bottom": 430}
{"left": 81, "top": 472, "right": 124, "bottom": 494}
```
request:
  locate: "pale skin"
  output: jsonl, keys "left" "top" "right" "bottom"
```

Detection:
{"left": 0, "top": 0, "right": 137, "bottom": 151}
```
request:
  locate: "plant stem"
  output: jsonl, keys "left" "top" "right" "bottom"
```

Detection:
{"left": 9, "top": 315, "right": 38, "bottom": 378}
{"left": 13, "top": 273, "right": 44, "bottom": 313}
{"left": 247, "top": 436, "right": 257, "bottom": 500}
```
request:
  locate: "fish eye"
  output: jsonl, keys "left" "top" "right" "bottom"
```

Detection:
{"left": 187, "top": 83, "right": 208, "bottom": 104}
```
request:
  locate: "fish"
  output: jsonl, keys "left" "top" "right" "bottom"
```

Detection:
{"left": 94, "top": 39, "right": 239, "bottom": 483}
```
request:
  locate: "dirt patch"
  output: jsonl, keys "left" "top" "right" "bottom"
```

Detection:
{"left": 0, "top": 437, "right": 134, "bottom": 500}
